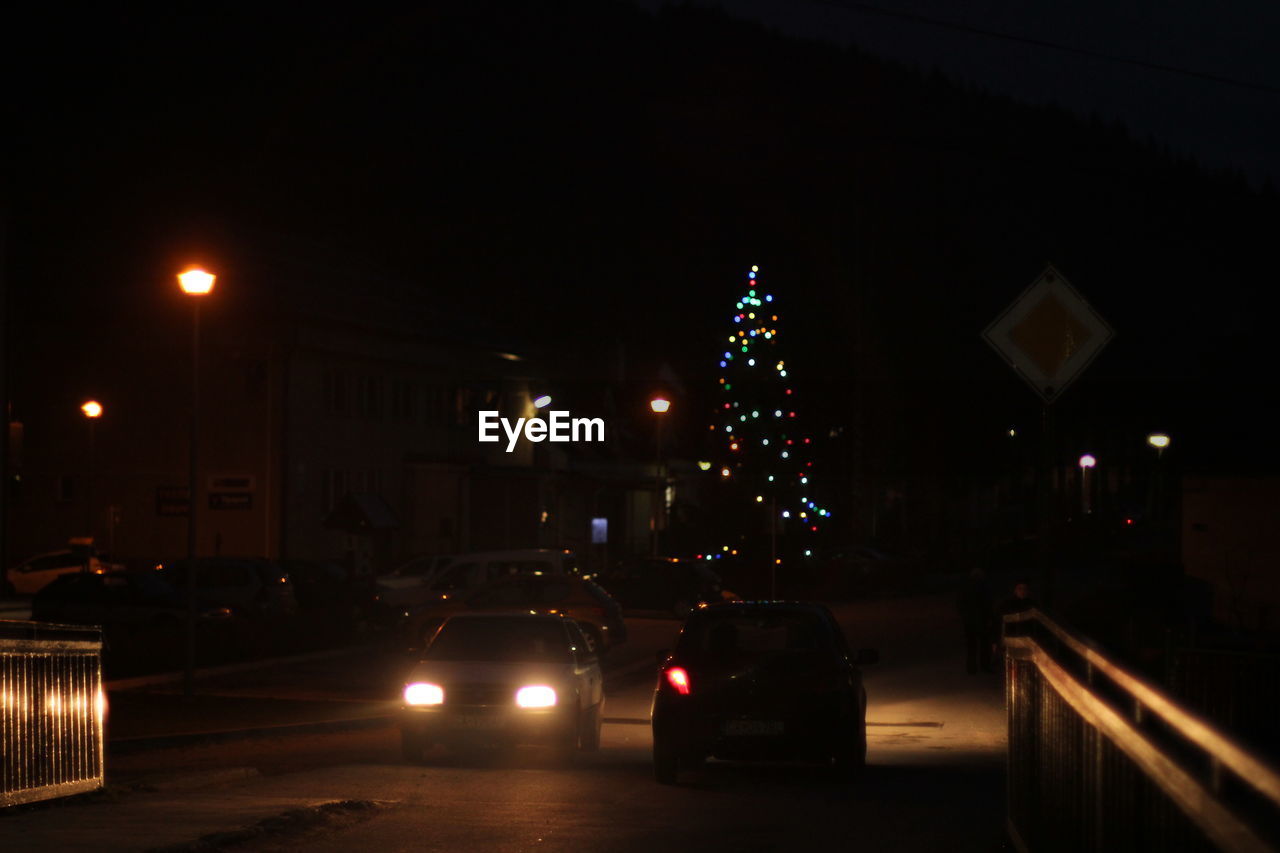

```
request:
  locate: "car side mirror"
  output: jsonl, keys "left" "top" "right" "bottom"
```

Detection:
{"left": 655, "top": 648, "right": 670, "bottom": 664}
{"left": 855, "top": 648, "right": 879, "bottom": 665}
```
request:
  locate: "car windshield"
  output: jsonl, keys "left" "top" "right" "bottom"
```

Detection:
{"left": 677, "top": 611, "right": 832, "bottom": 658}
{"left": 426, "top": 617, "right": 573, "bottom": 663}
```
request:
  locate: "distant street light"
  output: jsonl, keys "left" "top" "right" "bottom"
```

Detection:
{"left": 81, "top": 401, "right": 103, "bottom": 561}
{"left": 1146, "top": 433, "right": 1171, "bottom": 526}
{"left": 650, "top": 397, "right": 671, "bottom": 557}
{"left": 1078, "top": 453, "right": 1096, "bottom": 516}
{"left": 533, "top": 395, "right": 552, "bottom": 409}
{"left": 178, "top": 266, "right": 215, "bottom": 699}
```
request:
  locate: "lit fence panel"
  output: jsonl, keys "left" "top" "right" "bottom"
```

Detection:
{"left": 1, "top": 621, "right": 104, "bottom": 807}
{"left": 1004, "top": 610, "right": 1280, "bottom": 853}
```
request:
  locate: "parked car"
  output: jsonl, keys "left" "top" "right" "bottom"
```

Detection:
{"left": 5, "top": 543, "right": 122, "bottom": 597}
{"left": 817, "top": 545, "right": 918, "bottom": 597}
{"left": 31, "top": 570, "right": 242, "bottom": 666}
{"left": 374, "top": 554, "right": 456, "bottom": 612}
{"left": 405, "top": 573, "right": 627, "bottom": 655}
{"left": 281, "top": 558, "right": 377, "bottom": 633}
{"left": 651, "top": 600, "right": 877, "bottom": 784}
{"left": 384, "top": 549, "right": 581, "bottom": 617}
{"left": 154, "top": 557, "right": 298, "bottom": 620}
{"left": 400, "top": 612, "right": 605, "bottom": 762}
{"left": 599, "top": 557, "right": 734, "bottom": 617}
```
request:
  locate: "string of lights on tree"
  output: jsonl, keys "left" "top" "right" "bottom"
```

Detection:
{"left": 704, "top": 265, "right": 830, "bottom": 558}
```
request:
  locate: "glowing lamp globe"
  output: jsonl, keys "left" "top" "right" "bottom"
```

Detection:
{"left": 177, "top": 267, "right": 216, "bottom": 295}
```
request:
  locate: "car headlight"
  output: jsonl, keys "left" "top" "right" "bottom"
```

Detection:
{"left": 515, "top": 685, "right": 556, "bottom": 708}
{"left": 404, "top": 682, "right": 444, "bottom": 705}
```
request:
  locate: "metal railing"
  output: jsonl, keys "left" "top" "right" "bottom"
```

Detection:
{"left": 1, "top": 620, "right": 105, "bottom": 807}
{"left": 1004, "top": 608, "right": 1280, "bottom": 853}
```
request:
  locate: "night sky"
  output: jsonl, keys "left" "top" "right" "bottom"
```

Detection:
{"left": 8, "top": 1, "right": 1279, "bottom": 473}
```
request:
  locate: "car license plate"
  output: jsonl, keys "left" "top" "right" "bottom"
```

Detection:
{"left": 723, "top": 719, "right": 784, "bottom": 736}
{"left": 455, "top": 713, "right": 504, "bottom": 729}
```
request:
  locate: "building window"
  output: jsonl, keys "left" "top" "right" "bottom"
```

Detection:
{"left": 321, "top": 469, "right": 349, "bottom": 513}
{"left": 423, "top": 386, "right": 448, "bottom": 425}
{"left": 323, "top": 369, "right": 349, "bottom": 416}
{"left": 454, "top": 386, "right": 471, "bottom": 426}
{"left": 356, "top": 376, "right": 384, "bottom": 420}
{"left": 391, "top": 380, "right": 415, "bottom": 420}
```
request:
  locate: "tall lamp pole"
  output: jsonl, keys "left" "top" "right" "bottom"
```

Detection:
{"left": 80, "top": 401, "right": 103, "bottom": 565}
{"left": 649, "top": 397, "right": 670, "bottom": 558}
{"left": 1147, "top": 433, "right": 1171, "bottom": 524}
{"left": 178, "top": 267, "right": 215, "bottom": 698}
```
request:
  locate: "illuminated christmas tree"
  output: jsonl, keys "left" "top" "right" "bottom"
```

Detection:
{"left": 712, "top": 265, "right": 830, "bottom": 544}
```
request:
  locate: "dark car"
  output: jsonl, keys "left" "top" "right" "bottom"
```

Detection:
{"left": 400, "top": 612, "right": 605, "bottom": 761}
{"left": 281, "top": 558, "right": 376, "bottom": 632}
{"left": 31, "top": 570, "right": 240, "bottom": 665}
{"left": 817, "top": 545, "right": 918, "bottom": 597}
{"left": 404, "top": 574, "right": 627, "bottom": 655}
{"left": 651, "top": 601, "right": 877, "bottom": 784}
{"left": 154, "top": 557, "right": 298, "bottom": 619}
{"left": 599, "top": 557, "right": 733, "bottom": 617}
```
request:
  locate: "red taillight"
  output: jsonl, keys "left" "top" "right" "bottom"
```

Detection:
{"left": 665, "top": 667, "right": 691, "bottom": 695}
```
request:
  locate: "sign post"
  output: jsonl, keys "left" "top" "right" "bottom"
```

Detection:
{"left": 983, "top": 265, "right": 1113, "bottom": 605}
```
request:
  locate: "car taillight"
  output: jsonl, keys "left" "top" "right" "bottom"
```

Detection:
{"left": 665, "top": 667, "right": 691, "bottom": 695}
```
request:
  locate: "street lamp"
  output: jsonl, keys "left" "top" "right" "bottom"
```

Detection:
{"left": 1078, "top": 453, "right": 1096, "bottom": 516}
{"left": 81, "top": 401, "right": 103, "bottom": 562}
{"left": 649, "top": 397, "right": 671, "bottom": 557}
{"left": 178, "top": 266, "right": 215, "bottom": 698}
{"left": 1146, "top": 433, "right": 1171, "bottom": 526}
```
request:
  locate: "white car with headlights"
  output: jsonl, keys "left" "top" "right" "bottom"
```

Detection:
{"left": 400, "top": 612, "right": 605, "bottom": 761}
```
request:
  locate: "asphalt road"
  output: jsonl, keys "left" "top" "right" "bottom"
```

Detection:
{"left": 63, "top": 593, "right": 1010, "bottom": 851}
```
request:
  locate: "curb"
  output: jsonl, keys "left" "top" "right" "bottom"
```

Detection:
{"left": 108, "top": 714, "right": 394, "bottom": 754}
{"left": 106, "top": 645, "right": 379, "bottom": 691}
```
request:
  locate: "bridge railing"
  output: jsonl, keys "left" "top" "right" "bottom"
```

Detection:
{"left": 1003, "top": 608, "right": 1280, "bottom": 853}
{"left": 1, "top": 620, "right": 105, "bottom": 807}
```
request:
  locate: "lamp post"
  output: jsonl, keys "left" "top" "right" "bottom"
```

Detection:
{"left": 1146, "top": 433, "right": 1170, "bottom": 525}
{"left": 81, "top": 401, "right": 103, "bottom": 565}
{"left": 649, "top": 397, "right": 670, "bottom": 557}
{"left": 1078, "top": 453, "right": 1096, "bottom": 516}
{"left": 178, "top": 267, "right": 215, "bottom": 698}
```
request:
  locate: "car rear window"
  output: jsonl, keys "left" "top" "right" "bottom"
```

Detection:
{"left": 426, "top": 617, "right": 573, "bottom": 663}
{"left": 677, "top": 611, "right": 832, "bottom": 657}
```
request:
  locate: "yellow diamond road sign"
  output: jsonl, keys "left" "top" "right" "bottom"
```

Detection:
{"left": 983, "top": 265, "right": 1113, "bottom": 403}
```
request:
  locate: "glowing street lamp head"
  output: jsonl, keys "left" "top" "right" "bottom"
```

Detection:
{"left": 533, "top": 395, "right": 552, "bottom": 409}
{"left": 697, "top": 461, "right": 712, "bottom": 471}
{"left": 177, "top": 267, "right": 216, "bottom": 295}
{"left": 1147, "top": 433, "right": 1171, "bottom": 450}
{"left": 81, "top": 400, "right": 103, "bottom": 419}
{"left": 650, "top": 397, "right": 671, "bottom": 414}
{"left": 1078, "top": 454, "right": 1096, "bottom": 469}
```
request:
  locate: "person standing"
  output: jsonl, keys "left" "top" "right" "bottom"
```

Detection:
{"left": 957, "top": 568, "right": 995, "bottom": 674}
